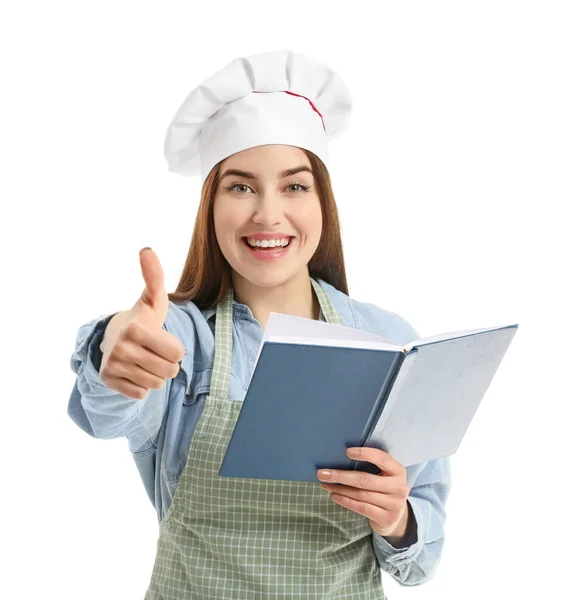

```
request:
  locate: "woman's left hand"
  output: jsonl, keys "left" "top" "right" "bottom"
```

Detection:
{"left": 317, "top": 446, "right": 411, "bottom": 538}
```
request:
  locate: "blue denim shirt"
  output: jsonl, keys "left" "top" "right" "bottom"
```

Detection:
{"left": 67, "top": 278, "right": 451, "bottom": 587}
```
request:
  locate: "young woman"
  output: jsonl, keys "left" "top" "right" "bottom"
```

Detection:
{"left": 68, "top": 49, "right": 451, "bottom": 598}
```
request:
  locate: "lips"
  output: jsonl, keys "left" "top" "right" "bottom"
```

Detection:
{"left": 242, "top": 233, "right": 294, "bottom": 241}
{"left": 242, "top": 236, "right": 293, "bottom": 249}
{"left": 241, "top": 236, "right": 294, "bottom": 261}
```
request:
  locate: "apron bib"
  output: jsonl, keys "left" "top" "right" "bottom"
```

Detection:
{"left": 144, "top": 278, "right": 386, "bottom": 599}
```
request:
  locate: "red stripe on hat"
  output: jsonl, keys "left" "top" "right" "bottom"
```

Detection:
{"left": 252, "top": 90, "right": 325, "bottom": 131}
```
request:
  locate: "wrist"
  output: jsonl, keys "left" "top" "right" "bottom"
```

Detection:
{"left": 383, "top": 501, "right": 416, "bottom": 547}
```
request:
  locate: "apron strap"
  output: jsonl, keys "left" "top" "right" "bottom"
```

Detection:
{"left": 209, "top": 286, "right": 234, "bottom": 400}
{"left": 310, "top": 278, "right": 342, "bottom": 326}
{"left": 209, "top": 277, "right": 342, "bottom": 399}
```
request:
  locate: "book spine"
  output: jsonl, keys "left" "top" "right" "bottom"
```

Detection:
{"left": 350, "top": 352, "right": 405, "bottom": 472}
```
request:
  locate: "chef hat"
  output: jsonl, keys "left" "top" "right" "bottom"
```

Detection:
{"left": 163, "top": 48, "right": 353, "bottom": 182}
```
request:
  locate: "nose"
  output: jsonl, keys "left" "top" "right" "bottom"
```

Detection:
{"left": 251, "top": 192, "right": 283, "bottom": 226}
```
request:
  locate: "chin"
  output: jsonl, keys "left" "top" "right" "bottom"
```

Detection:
{"left": 238, "top": 271, "right": 293, "bottom": 288}
{"left": 232, "top": 264, "right": 308, "bottom": 289}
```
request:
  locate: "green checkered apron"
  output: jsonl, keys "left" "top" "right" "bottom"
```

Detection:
{"left": 144, "top": 278, "right": 386, "bottom": 599}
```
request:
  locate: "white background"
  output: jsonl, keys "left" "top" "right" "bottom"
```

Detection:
{"left": 2, "top": 1, "right": 586, "bottom": 598}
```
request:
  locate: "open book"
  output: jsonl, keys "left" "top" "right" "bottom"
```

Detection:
{"left": 218, "top": 314, "right": 519, "bottom": 482}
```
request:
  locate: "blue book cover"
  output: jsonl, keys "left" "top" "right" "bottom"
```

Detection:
{"left": 218, "top": 321, "right": 518, "bottom": 482}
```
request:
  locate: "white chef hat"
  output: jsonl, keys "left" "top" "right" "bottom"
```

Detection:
{"left": 163, "top": 48, "right": 353, "bottom": 183}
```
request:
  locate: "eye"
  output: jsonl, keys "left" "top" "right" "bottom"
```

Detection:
{"left": 287, "top": 182, "right": 311, "bottom": 193}
{"left": 227, "top": 183, "right": 253, "bottom": 194}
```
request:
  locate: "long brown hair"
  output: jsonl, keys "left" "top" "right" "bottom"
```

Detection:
{"left": 167, "top": 149, "right": 349, "bottom": 309}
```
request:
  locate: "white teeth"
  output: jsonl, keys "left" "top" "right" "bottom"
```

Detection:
{"left": 246, "top": 237, "right": 291, "bottom": 248}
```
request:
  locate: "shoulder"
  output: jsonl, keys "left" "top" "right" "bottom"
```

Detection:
{"left": 318, "top": 279, "right": 420, "bottom": 345}
{"left": 352, "top": 295, "right": 421, "bottom": 345}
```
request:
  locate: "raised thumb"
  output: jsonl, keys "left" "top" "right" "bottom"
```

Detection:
{"left": 135, "top": 247, "right": 169, "bottom": 327}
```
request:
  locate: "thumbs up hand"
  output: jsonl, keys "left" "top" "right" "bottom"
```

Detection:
{"left": 129, "top": 247, "right": 171, "bottom": 330}
{"left": 99, "top": 248, "right": 185, "bottom": 400}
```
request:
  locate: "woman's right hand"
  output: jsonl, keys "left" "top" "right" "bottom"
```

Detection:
{"left": 99, "top": 248, "right": 185, "bottom": 400}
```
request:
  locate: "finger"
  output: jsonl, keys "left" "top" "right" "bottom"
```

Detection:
{"left": 320, "top": 483, "right": 397, "bottom": 511}
{"left": 122, "top": 362, "right": 167, "bottom": 390}
{"left": 328, "top": 492, "right": 391, "bottom": 526}
{"left": 104, "top": 349, "right": 170, "bottom": 387}
{"left": 123, "top": 321, "right": 185, "bottom": 364}
{"left": 108, "top": 334, "right": 181, "bottom": 379}
{"left": 105, "top": 376, "right": 149, "bottom": 400}
{"left": 347, "top": 446, "right": 406, "bottom": 477}
{"left": 139, "top": 247, "right": 168, "bottom": 321}
{"left": 318, "top": 468, "right": 398, "bottom": 493}
{"left": 127, "top": 343, "right": 181, "bottom": 380}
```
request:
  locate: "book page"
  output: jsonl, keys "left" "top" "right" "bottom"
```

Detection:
{"left": 265, "top": 312, "right": 398, "bottom": 344}
{"left": 366, "top": 324, "right": 519, "bottom": 467}
{"left": 265, "top": 337, "right": 400, "bottom": 351}
{"left": 406, "top": 323, "right": 519, "bottom": 350}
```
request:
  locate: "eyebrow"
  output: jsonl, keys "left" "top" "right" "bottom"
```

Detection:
{"left": 219, "top": 165, "right": 313, "bottom": 181}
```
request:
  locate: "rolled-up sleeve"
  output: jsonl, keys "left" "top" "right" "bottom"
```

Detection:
{"left": 67, "top": 313, "right": 168, "bottom": 452}
{"left": 372, "top": 455, "right": 451, "bottom": 586}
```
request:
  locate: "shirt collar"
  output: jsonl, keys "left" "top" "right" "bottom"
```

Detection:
{"left": 201, "top": 307, "right": 215, "bottom": 322}
{"left": 201, "top": 298, "right": 254, "bottom": 323}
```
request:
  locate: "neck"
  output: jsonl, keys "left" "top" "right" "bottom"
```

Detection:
{"left": 232, "top": 269, "right": 320, "bottom": 331}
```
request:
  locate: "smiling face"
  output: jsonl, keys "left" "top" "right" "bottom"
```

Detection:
{"left": 213, "top": 144, "right": 323, "bottom": 290}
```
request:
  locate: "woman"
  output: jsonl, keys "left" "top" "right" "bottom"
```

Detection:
{"left": 68, "top": 49, "right": 451, "bottom": 598}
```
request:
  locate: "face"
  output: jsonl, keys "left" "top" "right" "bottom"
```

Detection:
{"left": 213, "top": 144, "right": 322, "bottom": 289}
